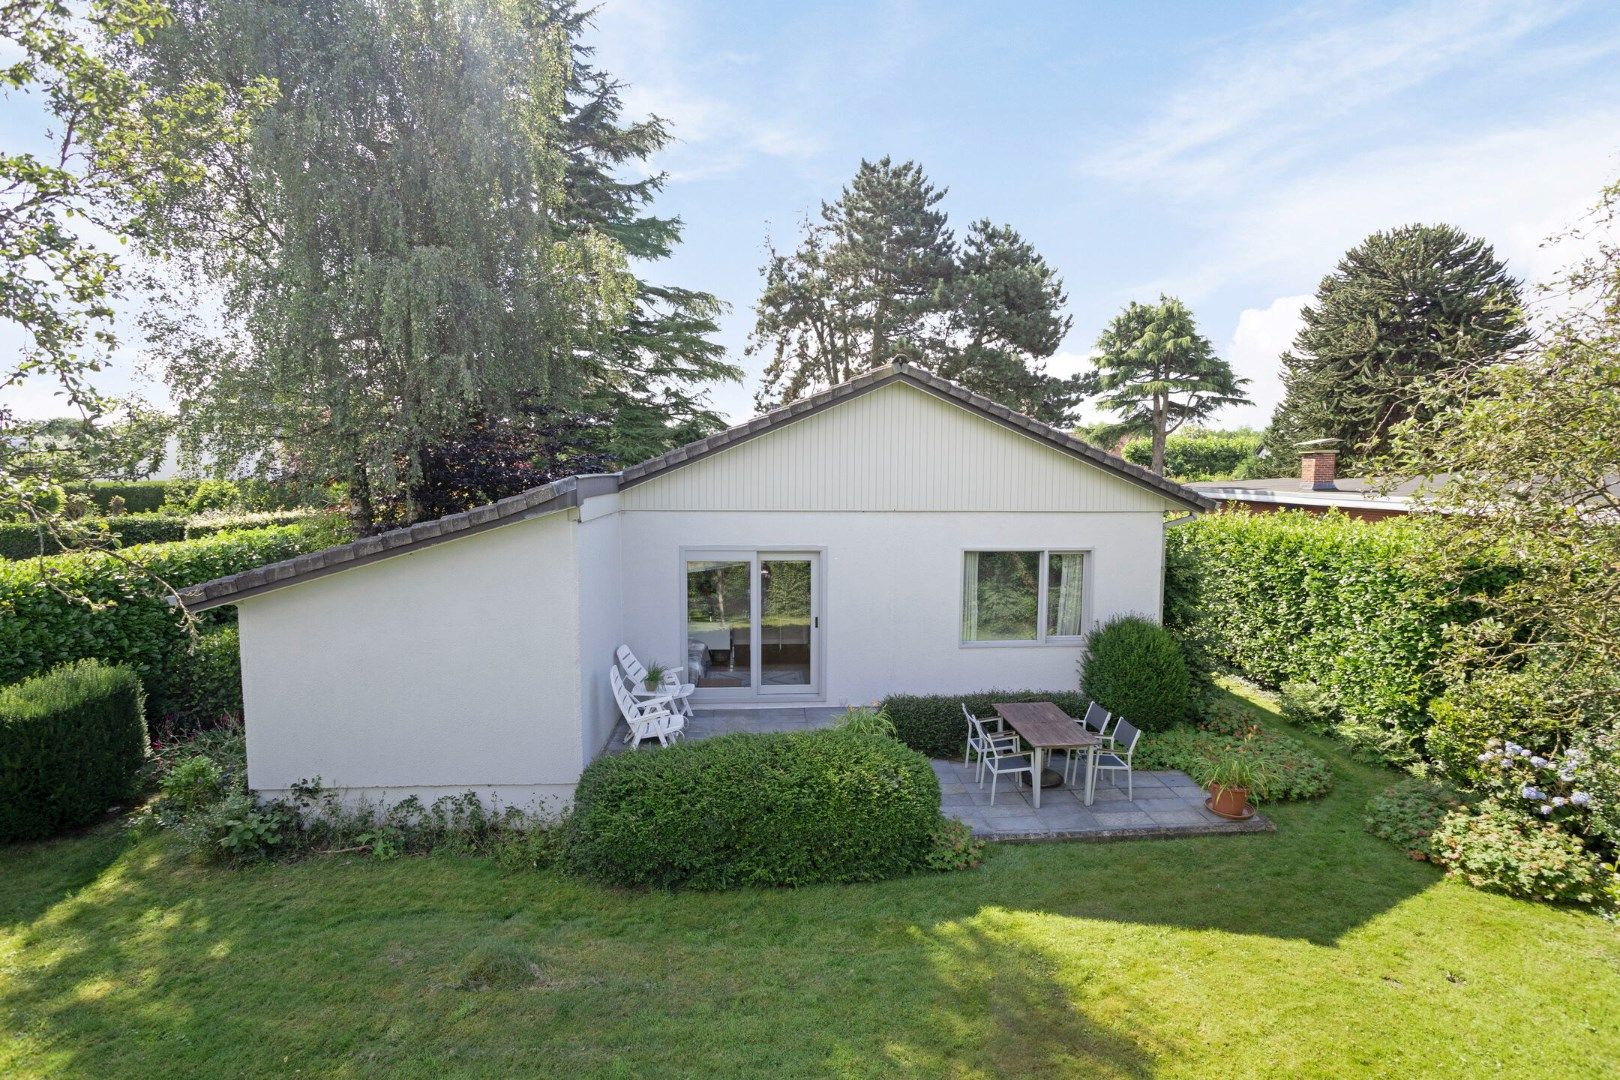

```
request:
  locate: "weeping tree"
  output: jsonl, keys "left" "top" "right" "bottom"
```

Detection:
{"left": 1090, "top": 296, "right": 1250, "bottom": 475}
{"left": 123, "top": 0, "right": 642, "bottom": 531}
{"left": 750, "top": 158, "right": 1084, "bottom": 421}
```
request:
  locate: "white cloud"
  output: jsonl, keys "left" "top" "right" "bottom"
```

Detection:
{"left": 1223, "top": 295, "right": 1310, "bottom": 427}
{"left": 1085, "top": 0, "right": 1585, "bottom": 193}
{"left": 588, "top": 0, "right": 825, "bottom": 182}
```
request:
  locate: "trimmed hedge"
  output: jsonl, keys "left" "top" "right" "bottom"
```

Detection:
{"left": 0, "top": 509, "right": 324, "bottom": 560}
{"left": 63, "top": 480, "right": 193, "bottom": 515}
{"left": 0, "top": 660, "right": 148, "bottom": 842}
{"left": 1080, "top": 614, "right": 1193, "bottom": 731}
{"left": 150, "top": 626, "right": 243, "bottom": 732}
{"left": 1122, "top": 428, "right": 1263, "bottom": 481}
{"left": 565, "top": 728, "right": 942, "bottom": 889}
{"left": 0, "top": 525, "right": 324, "bottom": 700}
{"left": 880, "top": 689, "right": 1091, "bottom": 759}
{"left": 1166, "top": 510, "right": 1461, "bottom": 761}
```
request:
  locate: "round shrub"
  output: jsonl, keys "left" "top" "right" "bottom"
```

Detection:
{"left": 880, "top": 689, "right": 1091, "bottom": 759}
{"left": 0, "top": 660, "right": 148, "bottom": 842}
{"left": 1430, "top": 801, "right": 1608, "bottom": 905}
{"left": 1080, "top": 615, "right": 1193, "bottom": 731}
{"left": 565, "top": 728, "right": 942, "bottom": 889}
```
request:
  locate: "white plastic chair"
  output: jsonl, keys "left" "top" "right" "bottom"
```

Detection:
{"left": 616, "top": 644, "right": 695, "bottom": 718}
{"left": 978, "top": 733, "right": 1036, "bottom": 806}
{"left": 1090, "top": 718, "right": 1142, "bottom": 800}
{"left": 963, "top": 703, "right": 1020, "bottom": 780}
{"left": 611, "top": 666, "right": 686, "bottom": 748}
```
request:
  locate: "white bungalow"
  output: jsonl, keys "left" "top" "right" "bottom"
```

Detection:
{"left": 177, "top": 363, "right": 1212, "bottom": 807}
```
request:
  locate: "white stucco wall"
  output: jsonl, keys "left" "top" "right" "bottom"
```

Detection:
{"left": 237, "top": 511, "right": 584, "bottom": 807}
{"left": 575, "top": 494, "right": 624, "bottom": 761}
{"left": 616, "top": 509, "right": 1166, "bottom": 707}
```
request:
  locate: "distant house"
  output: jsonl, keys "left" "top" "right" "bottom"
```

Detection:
{"left": 175, "top": 363, "right": 1212, "bottom": 808}
{"left": 1189, "top": 443, "right": 1426, "bottom": 522}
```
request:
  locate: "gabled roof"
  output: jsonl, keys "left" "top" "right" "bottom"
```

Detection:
{"left": 174, "top": 362, "right": 1213, "bottom": 611}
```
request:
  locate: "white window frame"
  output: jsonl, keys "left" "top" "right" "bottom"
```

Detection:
{"left": 958, "top": 547, "right": 1092, "bottom": 648}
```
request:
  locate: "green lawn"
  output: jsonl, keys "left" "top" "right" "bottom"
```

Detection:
{"left": 3, "top": 687, "right": 1617, "bottom": 1078}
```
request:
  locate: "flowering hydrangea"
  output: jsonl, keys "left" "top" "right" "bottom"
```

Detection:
{"left": 1475, "top": 738, "right": 1599, "bottom": 835}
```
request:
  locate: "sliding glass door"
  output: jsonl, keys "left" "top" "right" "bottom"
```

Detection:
{"left": 684, "top": 549, "right": 819, "bottom": 700}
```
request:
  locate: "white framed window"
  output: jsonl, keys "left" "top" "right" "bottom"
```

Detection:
{"left": 961, "top": 550, "right": 1087, "bottom": 645}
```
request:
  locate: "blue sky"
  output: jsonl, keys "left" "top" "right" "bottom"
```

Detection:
{"left": 5, "top": 0, "right": 1620, "bottom": 428}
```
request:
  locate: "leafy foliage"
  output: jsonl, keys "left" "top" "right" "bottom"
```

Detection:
{"left": 1430, "top": 801, "right": 1608, "bottom": 906}
{"left": 0, "top": 523, "right": 324, "bottom": 698}
{"left": 1133, "top": 707, "right": 1333, "bottom": 801}
{"left": 127, "top": 0, "right": 637, "bottom": 533}
{"left": 879, "top": 689, "right": 1093, "bottom": 759}
{"left": 1165, "top": 510, "right": 1460, "bottom": 762}
{"left": 750, "top": 157, "right": 1085, "bottom": 422}
{"left": 1079, "top": 615, "right": 1194, "bottom": 731}
{"left": 397, "top": 394, "right": 614, "bottom": 521}
{"left": 149, "top": 626, "right": 243, "bottom": 734}
{"left": 1090, "top": 296, "right": 1250, "bottom": 474}
{"left": 1, "top": 0, "right": 261, "bottom": 555}
{"left": 1120, "top": 427, "right": 1264, "bottom": 481}
{"left": 1267, "top": 223, "right": 1530, "bottom": 464}
{"left": 0, "top": 659, "right": 147, "bottom": 842}
{"left": 565, "top": 729, "right": 947, "bottom": 889}
{"left": 1363, "top": 777, "right": 1465, "bottom": 860}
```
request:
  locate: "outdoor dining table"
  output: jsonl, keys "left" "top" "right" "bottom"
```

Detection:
{"left": 992, "top": 701, "right": 1103, "bottom": 808}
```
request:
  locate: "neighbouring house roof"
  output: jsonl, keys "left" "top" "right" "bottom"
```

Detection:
{"left": 174, "top": 362, "right": 1214, "bottom": 611}
{"left": 1188, "top": 474, "right": 1441, "bottom": 513}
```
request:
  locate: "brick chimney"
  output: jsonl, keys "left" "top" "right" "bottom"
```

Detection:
{"left": 1297, "top": 439, "right": 1339, "bottom": 490}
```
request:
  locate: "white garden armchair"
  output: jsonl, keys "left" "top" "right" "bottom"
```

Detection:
{"left": 616, "top": 644, "right": 695, "bottom": 718}
{"left": 611, "top": 666, "right": 686, "bottom": 748}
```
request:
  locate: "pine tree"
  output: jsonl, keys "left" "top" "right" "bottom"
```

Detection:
{"left": 751, "top": 160, "right": 1082, "bottom": 420}
{"left": 937, "top": 220, "right": 1084, "bottom": 424}
{"left": 542, "top": 1, "right": 740, "bottom": 466}
{"left": 1091, "top": 296, "right": 1250, "bottom": 475}
{"left": 1266, "top": 223, "right": 1530, "bottom": 463}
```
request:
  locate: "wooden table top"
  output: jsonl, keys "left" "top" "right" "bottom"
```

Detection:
{"left": 993, "top": 701, "right": 1100, "bottom": 749}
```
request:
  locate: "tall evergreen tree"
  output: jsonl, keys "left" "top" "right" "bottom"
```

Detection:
{"left": 751, "top": 158, "right": 1081, "bottom": 420}
{"left": 542, "top": 1, "right": 739, "bottom": 466}
{"left": 1090, "top": 296, "right": 1250, "bottom": 475}
{"left": 1266, "top": 223, "right": 1530, "bottom": 463}
{"left": 937, "top": 219, "right": 1083, "bottom": 424}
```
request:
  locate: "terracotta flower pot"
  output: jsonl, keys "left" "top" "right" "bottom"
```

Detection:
{"left": 1207, "top": 784, "right": 1251, "bottom": 820}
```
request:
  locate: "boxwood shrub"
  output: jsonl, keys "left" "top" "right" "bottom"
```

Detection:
{"left": 565, "top": 728, "right": 943, "bottom": 889}
{"left": 0, "top": 660, "right": 148, "bottom": 842}
{"left": 0, "top": 525, "right": 323, "bottom": 698}
{"left": 1080, "top": 614, "right": 1193, "bottom": 731}
{"left": 879, "top": 689, "right": 1091, "bottom": 759}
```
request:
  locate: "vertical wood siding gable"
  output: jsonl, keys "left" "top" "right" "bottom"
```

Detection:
{"left": 620, "top": 384, "right": 1168, "bottom": 512}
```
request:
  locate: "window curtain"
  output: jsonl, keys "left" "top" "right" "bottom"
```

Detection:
{"left": 1052, "top": 553, "right": 1083, "bottom": 636}
{"left": 962, "top": 551, "right": 980, "bottom": 640}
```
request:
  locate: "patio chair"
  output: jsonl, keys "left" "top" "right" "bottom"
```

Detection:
{"left": 610, "top": 665, "right": 686, "bottom": 748}
{"left": 1090, "top": 718, "right": 1142, "bottom": 800}
{"left": 616, "top": 644, "right": 695, "bottom": 718}
{"left": 1062, "top": 702, "right": 1115, "bottom": 784}
{"left": 963, "top": 703, "right": 1020, "bottom": 781}
{"left": 977, "top": 734, "right": 1036, "bottom": 806}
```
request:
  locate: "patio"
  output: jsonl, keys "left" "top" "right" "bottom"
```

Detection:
{"left": 611, "top": 707, "right": 1275, "bottom": 842}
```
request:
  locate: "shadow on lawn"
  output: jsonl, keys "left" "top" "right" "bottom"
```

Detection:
{"left": 0, "top": 820, "right": 135, "bottom": 930}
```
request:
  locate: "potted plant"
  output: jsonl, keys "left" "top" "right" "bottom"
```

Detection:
{"left": 642, "top": 662, "right": 668, "bottom": 694}
{"left": 1194, "top": 751, "right": 1268, "bottom": 820}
